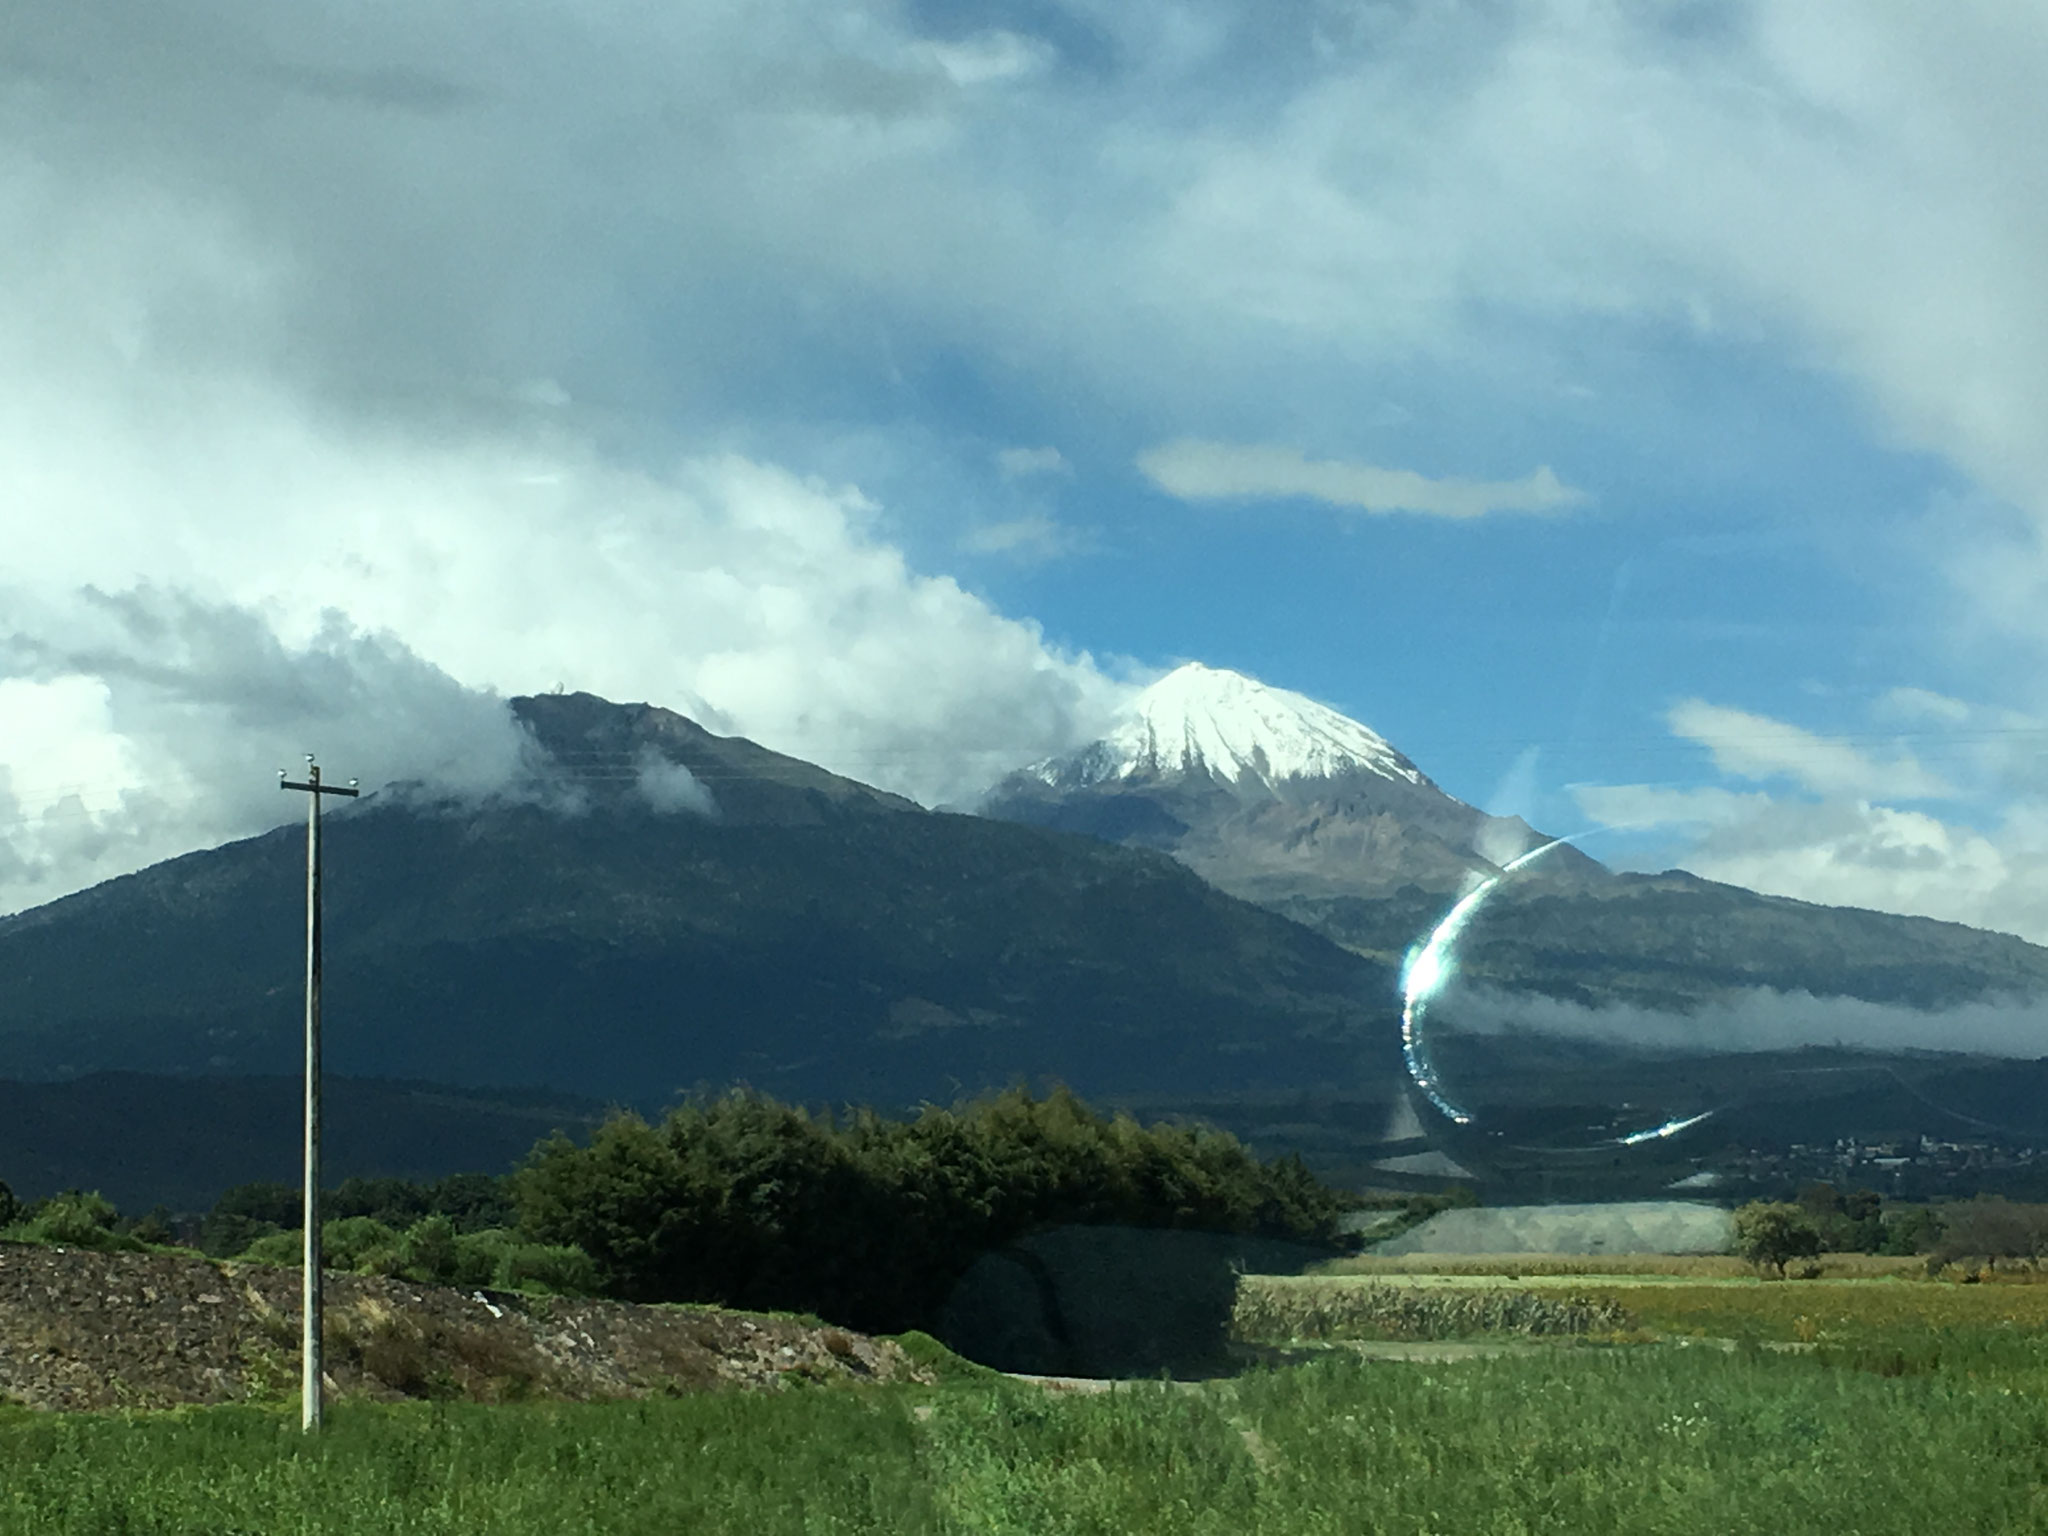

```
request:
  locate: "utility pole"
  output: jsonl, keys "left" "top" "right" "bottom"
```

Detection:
{"left": 280, "top": 755, "right": 357, "bottom": 1434}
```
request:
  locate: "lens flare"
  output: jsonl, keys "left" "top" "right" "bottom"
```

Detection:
{"left": 1616, "top": 1109, "right": 1717, "bottom": 1146}
{"left": 1398, "top": 833, "right": 1717, "bottom": 1146}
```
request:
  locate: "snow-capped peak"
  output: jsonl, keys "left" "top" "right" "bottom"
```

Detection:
{"left": 1035, "top": 663, "right": 1429, "bottom": 790}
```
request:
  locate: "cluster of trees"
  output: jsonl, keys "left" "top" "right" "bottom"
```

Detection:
{"left": 512, "top": 1086, "right": 1349, "bottom": 1333}
{"left": 1792, "top": 1183, "right": 1943, "bottom": 1256}
{"left": 1923, "top": 1197, "right": 2048, "bottom": 1273}
{"left": 1738, "top": 1191, "right": 2048, "bottom": 1277}
{"left": 1733, "top": 1185, "right": 1956, "bottom": 1275}
{"left": 2, "top": 1088, "right": 1351, "bottom": 1334}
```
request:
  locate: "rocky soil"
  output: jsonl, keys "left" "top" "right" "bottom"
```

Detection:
{"left": 0, "top": 1241, "right": 931, "bottom": 1412}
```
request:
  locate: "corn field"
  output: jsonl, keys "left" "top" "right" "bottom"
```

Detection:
{"left": 1232, "top": 1278, "right": 1634, "bottom": 1343}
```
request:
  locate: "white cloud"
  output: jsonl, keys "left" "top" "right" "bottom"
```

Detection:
{"left": 0, "top": 402, "right": 1130, "bottom": 908}
{"left": 0, "top": 593, "right": 534, "bottom": 914}
{"left": 1136, "top": 441, "right": 1586, "bottom": 519}
{"left": 1878, "top": 687, "right": 1973, "bottom": 727}
{"left": 1570, "top": 782, "right": 1775, "bottom": 833}
{"left": 1666, "top": 699, "right": 1952, "bottom": 800}
{"left": 959, "top": 514, "right": 1084, "bottom": 562}
{"left": 1576, "top": 780, "right": 2048, "bottom": 944}
{"left": 634, "top": 748, "right": 718, "bottom": 818}
{"left": 919, "top": 31, "right": 1056, "bottom": 88}
{"left": 994, "top": 446, "right": 1070, "bottom": 480}
{"left": 1576, "top": 689, "right": 2048, "bottom": 944}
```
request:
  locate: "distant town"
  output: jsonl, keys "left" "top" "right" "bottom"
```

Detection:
{"left": 1710, "top": 1134, "right": 2048, "bottom": 1203}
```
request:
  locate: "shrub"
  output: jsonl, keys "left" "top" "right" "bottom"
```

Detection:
{"left": 400, "top": 1214, "right": 466, "bottom": 1286}
{"left": 212, "top": 1181, "right": 301, "bottom": 1227}
{"left": 124, "top": 1206, "right": 178, "bottom": 1247}
{"left": 457, "top": 1230, "right": 599, "bottom": 1295}
{"left": 238, "top": 1229, "right": 303, "bottom": 1266}
{"left": 328, "top": 1173, "right": 515, "bottom": 1234}
{"left": 425, "top": 1173, "right": 518, "bottom": 1234}
{"left": 9, "top": 1190, "right": 140, "bottom": 1252}
{"left": 198, "top": 1212, "right": 282, "bottom": 1260}
{"left": 328, "top": 1176, "right": 430, "bottom": 1229}
{"left": 324, "top": 1217, "right": 403, "bottom": 1273}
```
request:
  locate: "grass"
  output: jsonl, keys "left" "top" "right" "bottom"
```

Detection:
{"left": 7, "top": 1276, "right": 2048, "bottom": 1533}
{"left": 0, "top": 1394, "right": 944, "bottom": 1535}
{"left": 921, "top": 1349, "right": 2048, "bottom": 1535}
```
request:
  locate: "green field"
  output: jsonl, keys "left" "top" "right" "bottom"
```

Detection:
{"left": 6, "top": 1280, "right": 2048, "bottom": 1534}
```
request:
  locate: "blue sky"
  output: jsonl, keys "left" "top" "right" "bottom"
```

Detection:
{"left": 5, "top": 0, "right": 2048, "bottom": 941}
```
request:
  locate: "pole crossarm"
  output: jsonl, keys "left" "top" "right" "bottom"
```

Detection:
{"left": 280, "top": 779, "right": 360, "bottom": 797}
{"left": 278, "top": 757, "right": 356, "bottom": 1434}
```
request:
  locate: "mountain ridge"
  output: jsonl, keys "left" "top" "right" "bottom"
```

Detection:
{"left": 0, "top": 692, "right": 1401, "bottom": 1113}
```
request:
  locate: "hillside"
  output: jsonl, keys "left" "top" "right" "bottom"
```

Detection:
{"left": 0, "top": 1074, "right": 607, "bottom": 1211}
{"left": 0, "top": 693, "right": 1401, "bottom": 1114}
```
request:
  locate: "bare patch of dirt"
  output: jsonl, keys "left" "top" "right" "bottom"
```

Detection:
{"left": 0, "top": 1241, "right": 931, "bottom": 1412}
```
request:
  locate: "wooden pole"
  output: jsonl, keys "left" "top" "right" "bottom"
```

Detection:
{"left": 280, "top": 757, "right": 357, "bottom": 1434}
{"left": 301, "top": 761, "right": 322, "bottom": 1433}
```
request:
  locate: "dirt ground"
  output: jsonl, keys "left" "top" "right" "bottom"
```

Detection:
{"left": 0, "top": 1240, "right": 931, "bottom": 1412}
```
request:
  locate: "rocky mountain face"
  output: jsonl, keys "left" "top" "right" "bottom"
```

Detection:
{"left": 0, "top": 693, "right": 1402, "bottom": 1118}
{"left": 983, "top": 662, "right": 1603, "bottom": 918}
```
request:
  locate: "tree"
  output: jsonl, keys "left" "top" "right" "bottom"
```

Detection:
{"left": 1796, "top": 1182, "right": 1885, "bottom": 1252}
{"left": 1927, "top": 1197, "right": 2048, "bottom": 1273}
{"left": 0, "top": 1178, "right": 20, "bottom": 1229}
{"left": 126, "top": 1205, "right": 177, "bottom": 1247}
{"left": 1880, "top": 1205, "right": 1943, "bottom": 1256}
{"left": 1733, "top": 1201, "right": 1822, "bottom": 1276}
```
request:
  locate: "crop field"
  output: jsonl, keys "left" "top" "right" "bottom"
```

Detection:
{"left": 1316, "top": 1251, "right": 1924, "bottom": 1280}
{"left": 6, "top": 1275, "right": 2048, "bottom": 1534}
